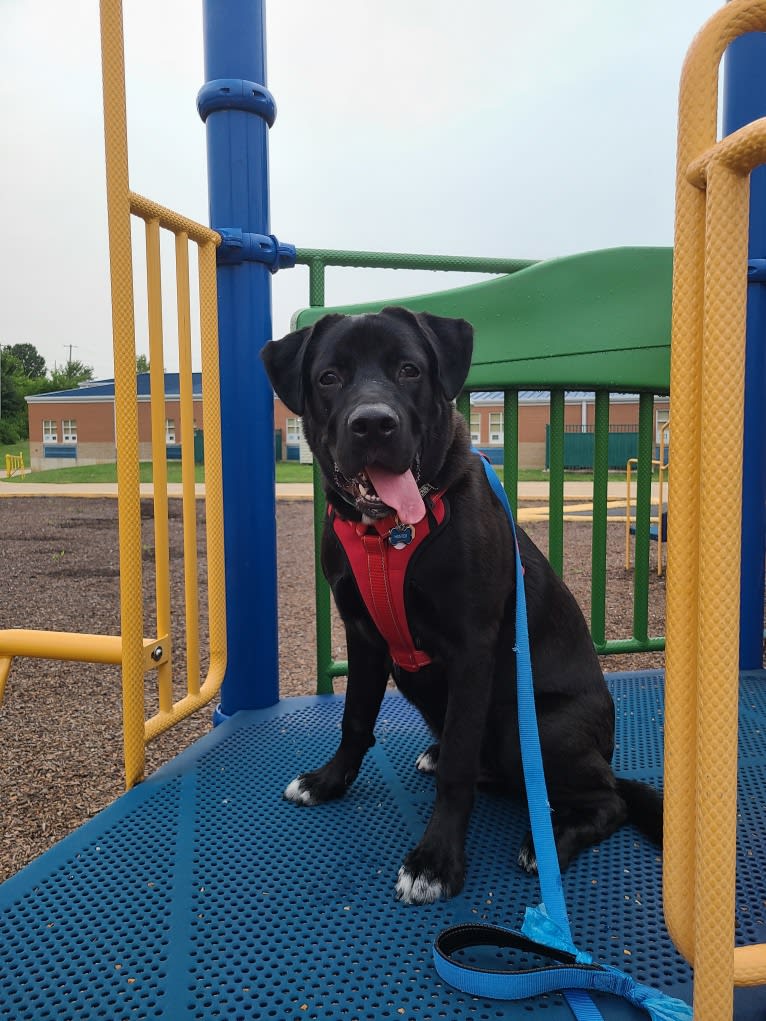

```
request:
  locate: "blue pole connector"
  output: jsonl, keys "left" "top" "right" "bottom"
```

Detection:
{"left": 215, "top": 227, "right": 297, "bottom": 272}
{"left": 197, "top": 78, "right": 277, "bottom": 126}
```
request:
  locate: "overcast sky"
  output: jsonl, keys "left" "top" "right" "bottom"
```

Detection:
{"left": 1, "top": 0, "right": 723, "bottom": 380}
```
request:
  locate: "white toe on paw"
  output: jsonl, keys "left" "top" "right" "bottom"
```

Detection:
{"left": 395, "top": 866, "right": 444, "bottom": 905}
{"left": 517, "top": 844, "right": 538, "bottom": 874}
{"left": 415, "top": 749, "right": 438, "bottom": 774}
{"left": 283, "top": 776, "right": 317, "bottom": 805}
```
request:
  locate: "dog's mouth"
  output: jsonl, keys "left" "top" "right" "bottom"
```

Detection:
{"left": 334, "top": 460, "right": 427, "bottom": 524}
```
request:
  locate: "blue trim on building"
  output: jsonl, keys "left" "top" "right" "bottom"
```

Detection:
{"left": 43, "top": 445, "right": 77, "bottom": 459}
{"left": 28, "top": 373, "right": 203, "bottom": 402}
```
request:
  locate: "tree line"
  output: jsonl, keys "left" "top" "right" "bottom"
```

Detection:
{"left": 0, "top": 343, "right": 94, "bottom": 444}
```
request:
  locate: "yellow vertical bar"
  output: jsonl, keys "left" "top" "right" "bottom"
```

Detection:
{"left": 98, "top": 0, "right": 146, "bottom": 789}
{"left": 657, "top": 420, "right": 668, "bottom": 577}
{"left": 665, "top": 0, "right": 766, "bottom": 970}
{"left": 624, "top": 460, "right": 632, "bottom": 570}
{"left": 145, "top": 218, "right": 173, "bottom": 713}
{"left": 692, "top": 160, "right": 749, "bottom": 1021}
{"left": 175, "top": 232, "right": 201, "bottom": 696}
{"left": 197, "top": 240, "right": 227, "bottom": 682}
{"left": 663, "top": 33, "right": 712, "bottom": 967}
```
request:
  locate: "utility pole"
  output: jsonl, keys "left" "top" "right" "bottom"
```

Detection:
{"left": 63, "top": 343, "right": 78, "bottom": 365}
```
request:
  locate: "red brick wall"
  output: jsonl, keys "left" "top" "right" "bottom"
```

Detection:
{"left": 28, "top": 401, "right": 115, "bottom": 443}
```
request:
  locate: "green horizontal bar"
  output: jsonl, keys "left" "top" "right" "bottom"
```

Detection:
{"left": 595, "top": 638, "right": 666, "bottom": 655}
{"left": 295, "top": 248, "right": 537, "bottom": 276}
{"left": 327, "top": 660, "right": 349, "bottom": 679}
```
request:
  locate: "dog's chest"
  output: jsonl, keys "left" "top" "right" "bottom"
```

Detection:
{"left": 331, "top": 498, "right": 447, "bottom": 671}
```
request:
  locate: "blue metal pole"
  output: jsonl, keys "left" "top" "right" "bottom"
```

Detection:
{"left": 199, "top": 0, "right": 280, "bottom": 713}
{"left": 723, "top": 32, "right": 766, "bottom": 670}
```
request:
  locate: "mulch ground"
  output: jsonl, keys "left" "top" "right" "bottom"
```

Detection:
{"left": 0, "top": 495, "right": 665, "bottom": 883}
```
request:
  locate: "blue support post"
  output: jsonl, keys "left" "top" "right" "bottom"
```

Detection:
{"left": 723, "top": 32, "right": 766, "bottom": 670}
{"left": 199, "top": 0, "right": 281, "bottom": 714}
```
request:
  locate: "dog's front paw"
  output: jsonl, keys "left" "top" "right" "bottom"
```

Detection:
{"left": 395, "top": 845, "right": 464, "bottom": 905}
{"left": 283, "top": 762, "right": 358, "bottom": 806}
{"left": 283, "top": 775, "right": 322, "bottom": 806}
{"left": 415, "top": 743, "right": 439, "bottom": 774}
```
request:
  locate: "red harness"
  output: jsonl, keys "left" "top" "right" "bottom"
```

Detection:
{"left": 331, "top": 495, "right": 446, "bottom": 672}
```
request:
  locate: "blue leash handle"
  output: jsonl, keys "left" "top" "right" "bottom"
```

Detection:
{"left": 432, "top": 458, "right": 692, "bottom": 1021}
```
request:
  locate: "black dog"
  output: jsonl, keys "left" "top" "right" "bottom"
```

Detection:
{"left": 261, "top": 307, "right": 661, "bottom": 905}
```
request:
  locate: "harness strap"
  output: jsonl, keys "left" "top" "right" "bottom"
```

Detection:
{"left": 433, "top": 457, "right": 691, "bottom": 1021}
{"left": 331, "top": 494, "right": 446, "bottom": 671}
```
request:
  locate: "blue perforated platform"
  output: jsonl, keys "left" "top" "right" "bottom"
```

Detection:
{"left": 1, "top": 671, "right": 766, "bottom": 1020}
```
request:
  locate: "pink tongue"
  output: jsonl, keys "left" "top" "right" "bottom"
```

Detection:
{"left": 365, "top": 465, "right": 426, "bottom": 524}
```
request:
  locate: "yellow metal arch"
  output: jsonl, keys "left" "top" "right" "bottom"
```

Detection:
{"left": 665, "top": 0, "right": 766, "bottom": 1015}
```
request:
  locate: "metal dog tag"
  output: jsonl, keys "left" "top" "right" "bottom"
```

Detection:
{"left": 389, "top": 523, "right": 415, "bottom": 549}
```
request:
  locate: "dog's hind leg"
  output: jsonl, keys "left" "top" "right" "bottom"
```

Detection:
{"left": 517, "top": 782, "right": 628, "bottom": 874}
{"left": 415, "top": 743, "right": 440, "bottom": 774}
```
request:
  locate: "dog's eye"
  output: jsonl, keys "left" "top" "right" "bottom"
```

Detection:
{"left": 399, "top": 363, "right": 420, "bottom": 380}
{"left": 318, "top": 370, "right": 341, "bottom": 387}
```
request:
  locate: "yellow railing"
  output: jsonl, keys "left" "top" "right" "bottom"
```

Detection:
{"left": 0, "top": 0, "right": 227, "bottom": 790}
{"left": 4, "top": 452, "right": 24, "bottom": 478}
{"left": 665, "top": 0, "right": 766, "bottom": 1017}
{"left": 624, "top": 423, "right": 669, "bottom": 576}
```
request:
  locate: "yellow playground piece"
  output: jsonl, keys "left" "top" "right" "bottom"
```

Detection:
{"left": 0, "top": 1, "right": 228, "bottom": 791}
{"left": 665, "top": 0, "right": 766, "bottom": 1016}
{"left": 625, "top": 419, "right": 669, "bottom": 576}
{"left": 4, "top": 451, "right": 24, "bottom": 478}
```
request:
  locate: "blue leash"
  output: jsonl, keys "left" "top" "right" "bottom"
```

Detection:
{"left": 432, "top": 457, "right": 691, "bottom": 1021}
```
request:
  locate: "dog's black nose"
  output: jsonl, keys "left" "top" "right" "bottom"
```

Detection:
{"left": 348, "top": 403, "right": 400, "bottom": 440}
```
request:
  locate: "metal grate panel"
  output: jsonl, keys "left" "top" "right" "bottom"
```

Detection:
{"left": 1, "top": 671, "right": 766, "bottom": 1019}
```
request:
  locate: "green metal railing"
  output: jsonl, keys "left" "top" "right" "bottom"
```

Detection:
{"left": 293, "top": 247, "right": 669, "bottom": 692}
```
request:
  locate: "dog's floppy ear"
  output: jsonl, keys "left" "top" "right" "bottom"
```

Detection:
{"left": 262, "top": 313, "right": 347, "bottom": 413}
{"left": 382, "top": 307, "right": 474, "bottom": 401}
{"left": 260, "top": 325, "right": 314, "bottom": 415}
{"left": 262, "top": 313, "right": 345, "bottom": 415}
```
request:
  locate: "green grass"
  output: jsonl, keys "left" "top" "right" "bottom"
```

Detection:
{"left": 1, "top": 457, "right": 658, "bottom": 486}
{"left": 275, "top": 462, "right": 314, "bottom": 483}
{"left": 513, "top": 467, "right": 661, "bottom": 483}
{"left": 1, "top": 459, "right": 313, "bottom": 485}
{"left": 0, "top": 440, "right": 30, "bottom": 471}
{"left": 3, "top": 461, "right": 205, "bottom": 484}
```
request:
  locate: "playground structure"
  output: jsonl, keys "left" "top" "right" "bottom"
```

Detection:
{"left": 1, "top": 1, "right": 766, "bottom": 1019}
{"left": 624, "top": 420, "right": 670, "bottom": 576}
{"left": 3, "top": 452, "right": 24, "bottom": 478}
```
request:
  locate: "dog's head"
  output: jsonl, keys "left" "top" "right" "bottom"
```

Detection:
{"left": 261, "top": 307, "right": 473, "bottom": 522}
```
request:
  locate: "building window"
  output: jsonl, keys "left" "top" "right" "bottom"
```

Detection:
{"left": 61, "top": 419, "right": 77, "bottom": 443}
{"left": 656, "top": 409, "right": 670, "bottom": 445}
{"left": 470, "top": 414, "right": 480, "bottom": 445}
{"left": 166, "top": 419, "right": 176, "bottom": 444}
{"left": 489, "top": 411, "right": 504, "bottom": 445}
{"left": 286, "top": 417, "right": 302, "bottom": 444}
{"left": 43, "top": 420, "right": 57, "bottom": 443}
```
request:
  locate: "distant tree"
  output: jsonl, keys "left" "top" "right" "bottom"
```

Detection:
{"left": 48, "top": 359, "right": 95, "bottom": 392}
{"left": 7, "top": 342, "right": 46, "bottom": 379}
{"left": 136, "top": 353, "right": 150, "bottom": 374}
{"left": 0, "top": 348, "right": 28, "bottom": 440}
